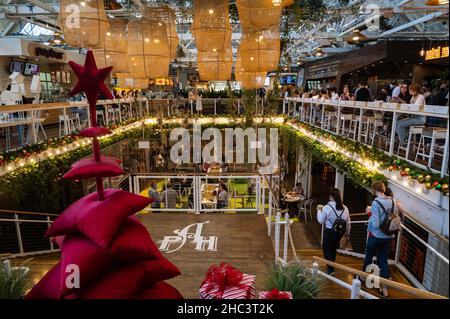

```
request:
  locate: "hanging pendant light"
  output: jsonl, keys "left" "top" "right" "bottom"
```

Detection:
{"left": 419, "top": 47, "right": 426, "bottom": 57}
{"left": 235, "top": 53, "right": 266, "bottom": 89}
{"left": 93, "top": 19, "right": 128, "bottom": 73}
{"left": 314, "top": 47, "right": 325, "bottom": 57}
{"left": 146, "top": 6, "right": 179, "bottom": 60}
{"left": 198, "top": 47, "right": 233, "bottom": 81}
{"left": 239, "top": 27, "right": 280, "bottom": 73}
{"left": 192, "top": 0, "right": 232, "bottom": 52}
{"left": 50, "top": 32, "right": 65, "bottom": 45}
{"left": 236, "top": 0, "right": 291, "bottom": 31}
{"left": 127, "top": 16, "right": 171, "bottom": 79}
{"left": 59, "top": 0, "right": 110, "bottom": 48}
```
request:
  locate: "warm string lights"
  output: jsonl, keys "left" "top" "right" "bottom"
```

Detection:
{"left": 0, "top": 117, "right": 159, "bottom": 176}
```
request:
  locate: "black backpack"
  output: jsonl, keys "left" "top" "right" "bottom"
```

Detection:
{"left": 327, "top": 205, "right": 347, "bottom": 236}
{"left": 374, "top": 199, "right": 401, "bottom": 235}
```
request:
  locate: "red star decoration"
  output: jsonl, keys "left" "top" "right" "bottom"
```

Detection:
{"left": 69, "top": 50, "right": 114, "bottom": 126}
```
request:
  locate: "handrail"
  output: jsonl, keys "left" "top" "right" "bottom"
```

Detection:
{"left": 312, "top": 256, "right": 448, "bottom": 299}
{"left": 0, "top": 209, "right": 58, "bottom": 217}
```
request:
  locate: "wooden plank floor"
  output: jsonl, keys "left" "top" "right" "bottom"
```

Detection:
{"left": 12, "top": 214, "right": 417, "bottom": 299}
{"left": 137, "top": 213, "right": 274, "bottom": 298}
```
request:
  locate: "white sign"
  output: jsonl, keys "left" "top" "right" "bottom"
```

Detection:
{"left": 158, "top": 221, "right": 218, "bottom": 254}
{"left": 138, "top": 141, "right": 150, "bottom": 149}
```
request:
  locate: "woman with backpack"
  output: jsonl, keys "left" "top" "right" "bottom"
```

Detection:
{"left": 363, "top": 181, "right": 401, "bottom": 298}
{"left": 317, "top": 188, "right": 351, "bottom": 274}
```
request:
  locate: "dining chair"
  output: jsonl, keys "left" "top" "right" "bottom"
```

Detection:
{"left": 298, "top": 199, "right": 315, "bottom": 224}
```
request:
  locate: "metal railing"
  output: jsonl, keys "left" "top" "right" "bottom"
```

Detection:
{"left": 130, "top": 173, "right": 260, "bottom": 214}
{"left": 283, "top": 97, "right": 449, "bottom": 177}
{"left": 312, "top": 256, "right": 447, "bottom": 299}
{"left": 0, "top": 209, "right": 60, "bottom": 257}
{"left": 320, "top": 211, "right": 449, "bottom": 297}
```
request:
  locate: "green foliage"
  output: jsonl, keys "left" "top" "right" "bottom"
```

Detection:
{"left": 264, "top": 262, "right": 324, "bottom": 299}
{"left": 0, "top": 259, "right": 33, "bottom": 299}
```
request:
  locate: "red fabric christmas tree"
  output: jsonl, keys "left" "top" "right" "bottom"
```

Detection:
{"left": 26, "top": 51, "right": 183, "bottom": 299}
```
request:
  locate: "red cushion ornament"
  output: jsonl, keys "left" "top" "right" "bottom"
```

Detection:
{"left": 63, "top": 156, "right": 124, "bottom": 180}
{"left": 110, "top": 217, "right": 163, "bottom": 262}
{"left": 25, "top": 262, "right": 61, "bottom": 299}
{"left": 66, "top": 259, "right": 180, "bottom": 299}
{"left": 45, "top": 189, "right": 152, "bottom": 248}
{"left": 78, "top": 127, "right": 112, "bottom": 138}
{"left": 134, "top": 282, "right": 184, "bottom": 299}
{"left": 59, "top": 233, "right": 112, "bottom": 297}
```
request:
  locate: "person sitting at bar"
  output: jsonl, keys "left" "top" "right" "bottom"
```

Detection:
{"left": 217, "top": 183, "right": 229, "bottom": 210}
{"left": 391, "top": 81, "right": 410, "bottom": 103}
{"left": 395, "top": 83, "right": 426, "bottom": 145}
{"left": 355, "top": 81, "right": 372, "bottom": 102}
{"left": 160, "top": 182, "right": 179, "bottom": 209}
{"left": 339, "top": 85, "right": 352, "bottom": 101}
{"left": 148, "top": 182, "right": 161, "bottom": 209}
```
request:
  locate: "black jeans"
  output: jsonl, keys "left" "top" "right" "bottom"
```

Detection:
{"left": 322, "top": 229, "right": 343, "bottom": 273}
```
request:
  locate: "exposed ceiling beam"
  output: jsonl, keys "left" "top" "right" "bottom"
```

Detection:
{"left": 1, "top": 21, "right": 15, "bottom": 36}
{"left": 27, "top": 0, "right": 58, "bottom": 14}
{"left": 380, "top": 11, "right": 446, "bottom": 37}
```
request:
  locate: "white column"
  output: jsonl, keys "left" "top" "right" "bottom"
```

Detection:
{"left": 334, "top": 170, "right": 345, "bottom": 197}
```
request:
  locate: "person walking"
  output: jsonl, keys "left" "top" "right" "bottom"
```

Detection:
{"left": 317, "top": 188, "right": 351, "bottom": 274}
{"left": 363, "top": 181, "right": 401, "bottom": 298}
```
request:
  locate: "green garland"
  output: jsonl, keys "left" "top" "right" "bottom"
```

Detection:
{"left": 1, "top": 116, "right": 446, "bottom": 213}
{"left": 288, "top": 118, "right": 448, "bottom": 194}
{"left": 276, "top": 124, "right": 387, "bottom": 189}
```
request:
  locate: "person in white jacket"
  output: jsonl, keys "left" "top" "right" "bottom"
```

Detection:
{"left": 317, "top": 188, "right": 351, "bottom": 274}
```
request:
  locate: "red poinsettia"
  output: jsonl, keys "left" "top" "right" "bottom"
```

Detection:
{"left": 264, "top": 288, "right": 292, "bottom": 299}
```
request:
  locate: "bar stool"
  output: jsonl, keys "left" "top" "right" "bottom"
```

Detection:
{"left": 58, "top": 115, "right": 71, "bottom": 137}
{"left": 415, "top": 127, "right": 447, "bottom": 168}
{"left": 360, "top": 115, "right": 375, "bottom": 144}
{"left": 396, "top": 125, "right": 425, "bottom": 160}
{"left": 107, "top": 107, "right": 120, "bottom": 124}
{"left": 340, "top": 114, "right": 358, "bottom": 139}
{"left": 69, "top": 113, "right": 81, "bottom": 132}
{"left": 96, "top": 110, "right": 105, "bottom": 125}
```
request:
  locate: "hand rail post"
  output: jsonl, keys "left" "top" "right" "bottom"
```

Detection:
{"left": 283, "top": 212, "right": 289, "bottom": 265}
{"left": 47, "top": 215, "right": 54, "bottom": 251}
{"left": 389, "top": 111, "right": 398, "bottom": 156}
{"left": 14, "top": 213, "right": 24, "bottom": 255}
{"left": 394, "top": 226, "right": 403, "bottom": 265}
{"left": 268, "top": 191, "right": 272, "bottom": 236}
{"left": 274, "top": 212, "right": 281, "bottom": 264}
{"left": 350, "top": 278, "right": 362, "bottom": 299}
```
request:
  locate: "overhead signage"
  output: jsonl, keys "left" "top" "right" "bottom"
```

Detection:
{"left": 425, "top": 46, "right": 449, "bottom": 61}
{"left": 306, "top": 62, "right": 339, "bottom": 79}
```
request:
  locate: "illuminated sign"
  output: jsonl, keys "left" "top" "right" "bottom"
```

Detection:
{"left": 425, "top": 46, "right": 449, "bottom": 61}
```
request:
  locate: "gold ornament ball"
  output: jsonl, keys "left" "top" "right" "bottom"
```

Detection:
{"left": 425, "top": 175, "right": 432, "bottom": 182}
{"left": 425, "top": 182, "right": 433, "bottom": 189}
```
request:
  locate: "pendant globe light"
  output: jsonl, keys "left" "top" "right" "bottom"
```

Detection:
{"left": 146, "top": 6, "right": 179, "bottom": 60}
{"left": 127, "top": 16, "right": 171, "bottom": 79}
{"left": 198, "top": 47, "right": 233, "bottom": 81}
{"left": 192, "top": 0, "right": 232, "bottom": 52}
{"left": 235, "top": 54, "right": 266, "bottom": 89}
{"left": 236, "top": 0, "right": 292, "bottom": 30}
{"left": 239, "top": 27, "right": 281, "bottom": 72}
{"left": 59, "top": 0, "right": 109, "bottom": 48}
{"left": 93, "top": 19, "right": 128, "bottom": 74}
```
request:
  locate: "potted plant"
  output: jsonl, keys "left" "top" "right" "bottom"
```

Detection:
{"left": 0, "top": 258, "right": 33, "bottom": 299}
{"left": 264, "top": 262, "right": 324, "bottom": 299}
